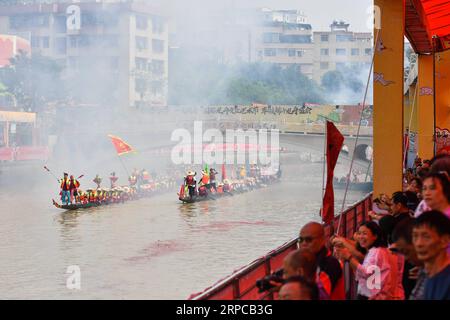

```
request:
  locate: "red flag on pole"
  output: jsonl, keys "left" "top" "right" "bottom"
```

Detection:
{"left": 108, "top": 135, "right": 135, "bottom": 156}
{"left": 322, "top": 121, "right": 344, "bottom": 224}
{"left": 221, "top": 163, "right": 226, "bottom": 180}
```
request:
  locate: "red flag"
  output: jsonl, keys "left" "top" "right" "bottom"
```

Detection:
{"left": 221, "top": 163, "right": 226, "bottom": 180}
{"left": 322, "top": 121, "right": 344, "bottom": 224}
{"left": 108, "top": 135, "right": 135, "bottom": 155}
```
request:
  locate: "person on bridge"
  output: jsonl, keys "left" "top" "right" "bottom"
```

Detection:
{"left": 60, "top": 172, "right": 70, "bottom": 205}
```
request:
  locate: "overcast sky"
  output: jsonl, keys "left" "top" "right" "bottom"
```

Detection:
{"left": 160, "top": 0, "right": 374, "bottom": 32}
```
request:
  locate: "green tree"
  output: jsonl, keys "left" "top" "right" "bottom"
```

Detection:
{"left": 0, "top": 51, "right": 63, "bottom": 112}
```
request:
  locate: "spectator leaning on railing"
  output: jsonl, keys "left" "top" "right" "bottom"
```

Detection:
{"left": 378, "top": 192, "right": 414, "bottom": 245}
{"left": 298, "top": 222, "right": 345, "bottom": 300}
{"left": 412, "top": 210, "right": 450, "bottom": 300}
{"left": 333, "top": 221, "right": 405, "bottom": 300}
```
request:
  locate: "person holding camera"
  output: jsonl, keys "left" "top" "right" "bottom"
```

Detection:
{"left": 298, "top": 222, "right": 345, "bottom": 300}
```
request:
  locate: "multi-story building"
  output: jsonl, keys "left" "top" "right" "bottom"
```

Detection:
{"left": 252, "top": 8, "right": 314, "bottom": 78}
{"left": 313, "top": 21, "right": 372, "bottom": 83}
{"left": 0, "top": 0, "right": 169, "bottom": 109}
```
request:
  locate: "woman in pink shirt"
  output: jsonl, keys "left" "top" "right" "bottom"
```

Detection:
{"left": 334, "top": 221, "right": 404, "bottom": 300}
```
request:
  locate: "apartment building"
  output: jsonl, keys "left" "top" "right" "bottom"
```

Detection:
{"left": 313, "top": 21, "right": 372, "bottom": 83}
{"left": 0, "top": 0, "right": 169, "bottom": 109}
{"left": 253, "top": 9, "right": 314, "bottom": 78}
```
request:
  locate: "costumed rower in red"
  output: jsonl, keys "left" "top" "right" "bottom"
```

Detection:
{"left": 60, "top": 172, "right": 70, "bottom": 205}
{"left": 69, "top": 175, "right": 80, "bottom": 204}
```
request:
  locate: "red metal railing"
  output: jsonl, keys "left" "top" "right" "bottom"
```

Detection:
{"left": 191, "top": 193, "right": 373, "bottom": 300}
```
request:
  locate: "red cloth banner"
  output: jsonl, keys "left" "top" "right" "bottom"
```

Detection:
{"left": 108, "top": 135, "right": 135, "bottom": 156}
{"left": 322, "top": 121, "right": 344, "bottom": 224}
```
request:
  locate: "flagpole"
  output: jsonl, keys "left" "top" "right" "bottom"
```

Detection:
{"left": 335, "top": 29, "right": 380, "bottom": 236}
{"left": 321, "top": 122, "right": 327, "bottom": 214}
{"left": 118, "top": 154, "right": 130, "bottom": 179}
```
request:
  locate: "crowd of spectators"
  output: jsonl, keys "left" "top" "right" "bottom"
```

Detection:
{"left": 275, "top": 154, "right": 450, "bottom": 300}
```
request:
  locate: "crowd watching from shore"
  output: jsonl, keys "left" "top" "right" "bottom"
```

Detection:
{"left": 273, "top": 154, "right": 450, "bottom": 300}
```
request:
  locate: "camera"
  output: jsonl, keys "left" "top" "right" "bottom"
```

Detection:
{"left": 255, "top": 268, "right": 284, "bottom": 293}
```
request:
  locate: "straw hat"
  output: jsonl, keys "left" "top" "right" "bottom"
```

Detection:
{"left": 186, "top": 170, "right": 196, "bottom": 176}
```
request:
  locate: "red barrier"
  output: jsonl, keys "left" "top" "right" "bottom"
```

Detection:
{"left": 0, "top": 147, "right": 14, "bottom": 161}
{"left": 14, "top": 146, "right": 49, "bottom": 161}
{"left": 192, "top": 193, "right": 373, "bottom": 300}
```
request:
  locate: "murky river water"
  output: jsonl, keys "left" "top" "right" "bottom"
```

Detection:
{"left": 0, "top": 139, "right": 369, "bottom": 299}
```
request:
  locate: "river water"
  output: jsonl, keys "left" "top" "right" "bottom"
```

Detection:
{"left": 0, "top": 138, "right": 369, "bottom": 299}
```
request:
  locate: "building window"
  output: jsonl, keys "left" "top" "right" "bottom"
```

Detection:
{"left": 351, "top": 48, "right": 360, "bottom": 56}
{"left": 152, "top": 39, "right": 164, "bottom": 53}
{"left": 55, "top": 16, "right": 67, "bottom": 33}
{"left": 320, "top": 62, "right": 329, "bottom": 70}
{"left": 136, "top": 15, "right": 148, "bottom": 30}
{"left": 336, "top": 48, "right": 346, "bottom": 56}
{"left": 135, "top": 78, "right": 147, "bottom": 94}
{"left": 135, "top": 57, "right": 148, "bottom": 71}
{"left": 263, "top": 33, "right": 279, "bottom": 43}
{"left": 320, "top": 48, "right": 329, "bottom": 56}
{"left": 321, "top": 34, "right": 329, "bottom": 42}
{"left": 42, "top": 37, "right": 50, "bottom": 49}
{"left": 365, "top": 48, "right": 372, "bottom": 55}
{"left": 297, "top": 50, "right": 304, "bottom": 57}
{"left": 288, "top": 49, "right": 296, "bottom": 57}
{"left": 68, "top": 36, "right": 77, "bottom": 48}
{"left": 55, "top": 38, "right": 67, "bottom": 55}
{"left": 264, "top": 49, "right": 276, "bottom": 57}
{"left": 336, "top": 34, "right": 353, "bottom": 42}
{"left": 136, "top": 36, "right": 148, "bottom": 50}
{"left": 279, "top": 34, "right": 311, "bottom": 43}
{"left": 152, "top": 17, "right": 165, "bottom": 34}
{"left": 336, "top": 62, "right": 347, "bottom": 70}
{"left": 152, "top": 59, "right": 164, "bottom": 75}
{"left": 31, "top": 36, "right": 40, "bottom": 48}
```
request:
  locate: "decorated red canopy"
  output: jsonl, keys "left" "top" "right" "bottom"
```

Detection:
{"left": 405, "top": 0, "right": 450, "bottom": 54}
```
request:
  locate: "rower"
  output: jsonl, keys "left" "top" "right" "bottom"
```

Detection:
{"left": 209, "top": 168, "right": 217, "bottom": 191}
{"left": 184, "top": 170, "right": 197, "bottom": 199}
{"left": 69, "top": 175, "right": 80, "bottom": 204}
{"left": 60, "top": 172, "right": 71, "bottom": 205}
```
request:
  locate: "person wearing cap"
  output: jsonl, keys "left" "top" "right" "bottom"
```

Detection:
{"left": 184, "top": 170, "right": 197, "bottom": 199}
{"left": 60, "top": 173, "right": 71, "bottom": 205}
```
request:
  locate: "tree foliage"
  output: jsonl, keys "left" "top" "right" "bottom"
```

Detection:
{"left": 0, "top": 51, "right": 64, "bottom": 112}
{"left": 169, "top": 58, "right": 326, "bottom": 106}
